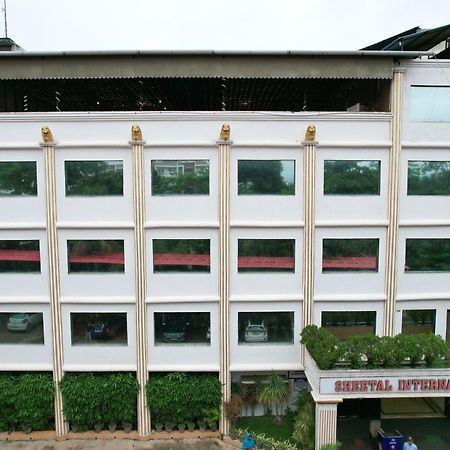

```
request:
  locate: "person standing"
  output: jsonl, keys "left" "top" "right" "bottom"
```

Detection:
{"left": 404, "top": 436, "right": 418, "bottom": 450}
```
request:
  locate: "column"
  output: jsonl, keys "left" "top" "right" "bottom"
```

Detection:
{"left": 130, "top": 125, "right": 150, "bottom": 435}
{"left": 315, "top": 402, "right": 338, "bottom": 450}
{"left": 384, "top": 69, "right": 405, "bottom": 337}
{"left": 301, "top": 124, "right": 318, "bottom": 364}
{"left": 41, "top": 126, "right": 67, "bottom": 436}
{"left": 218, "top": 123, "right": 232, "bottom": 435}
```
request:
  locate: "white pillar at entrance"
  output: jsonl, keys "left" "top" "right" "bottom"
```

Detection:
{"left": 315, "top": 402, "right": 338, "bottom": 450}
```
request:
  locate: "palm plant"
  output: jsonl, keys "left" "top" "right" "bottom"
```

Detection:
{"left": 259, "top": 372, "right": 289, "bottom": 423}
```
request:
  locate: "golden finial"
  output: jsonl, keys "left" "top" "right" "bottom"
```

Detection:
{"left": 131, "top": 124, "right": 142, "bottom": 141}
{"left": 219, "top": 123, "right": 231, "bottom": 141}
{"left": 41, "top": 126, "right": 54, "bottom": 143}
{"left": 304, "top": 124, "right": 316, "bottom": 141}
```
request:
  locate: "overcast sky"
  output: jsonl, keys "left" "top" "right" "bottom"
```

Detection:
{"left": 3, "top": 0, "right": 450, "bottom": 52}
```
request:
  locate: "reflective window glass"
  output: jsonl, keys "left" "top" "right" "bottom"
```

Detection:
{"left": 67, "top": 240, "right": 125, "bottom": 273}
{"left": 153, "top": 239, "right": 210, "bottom": 273}
{"left": 238, "top": 160, "right": 295, "bottom": 195}
{"left": 0, "top": 312, "right": 44, "bottom": 344}
{"left": 410, "top": 86, "right": 450, "bottom": 122}
{"left": 0, "top": 240, "right": 40, "bottom": 273}
{"left": 70, "top": 313, "right": 127, "bottom": 345}
{"left": 322, "top": 238, "right": 379, "bottom": 273}
{"left": 238, "top": 312, "right": 294, "bottom": 344}
{"left": 407, "top": 161, "right": 450, "bottom": 195}
{"left": 402, "top": 309, "right": 436, "bottom": 334}
{"left": 324, "top": 160, "right": 380, "bottom": 195}
{"left": 65, "top": 160, "right": 123, "bottom": 196}
{"left": 154, "top": 312, "right": 210, "bottom": 345}
{"left": 0, "top": 161, "right": 37, "bottom": 196}
{"left": 238, "top": 239, "right": 295, "bottom": 273}
{"left": 405, "top": 239, "right": 450, "bottom": 272}
{"left": 151, "top": 160, "right": 209, "bottom": 195}
{"left": 322, "top": 311, "right": 376, "bottom": 340}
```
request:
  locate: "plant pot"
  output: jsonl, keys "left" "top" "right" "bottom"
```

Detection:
{"left": 22, "top": 425, "right": 32, "bottom": 434}
{"left": 94, "top": 423, "right": 102, "bottom": 433}
{"left": 187, "top": 422, "right": 195, "bottom": 431}
{"left": 108, "top": 423, "right": 117, "bottom": 433}
{"left": 177, "top": 423, "right": 186, "bottom": 432}
{"left": 154, "top": 423, "right": 164, "bottom": 432}
{"left": 209, "top": 422, "right": 217, "bottom": 432}
{"left": 71, "top": 424, "right": 79, "bottom": 433}
{"left": 164, "top": 422, "right": 175, "bottom": 431}
{"left": 122, "top": 422, "right": 132, "bottom": 433}
{"left": 198, "top": 421, "right": 207, "bottom": 431}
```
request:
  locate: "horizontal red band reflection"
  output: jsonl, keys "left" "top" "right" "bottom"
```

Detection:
{"left": 322, "top": 256, "right": 377, "bottom": 269}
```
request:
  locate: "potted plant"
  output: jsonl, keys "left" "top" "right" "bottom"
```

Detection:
{"left": 187, "top": 421, "right": 195, "bottom": 431}
{"left": 259, "top": 372, "right": 289, "bottom": 424}
{"left": 202, "top": 406, "right": 220, "bottom": 431}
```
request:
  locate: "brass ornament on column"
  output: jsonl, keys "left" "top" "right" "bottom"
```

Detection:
{"left": 304, "top": 124, "right": 316, "bottom": 141}
{"left": 41, "top": 125, "right": 55, "bottom": 144}
{"left": 131, "top": 124, "right": 143, "bottom": 142}
{"left": 219, "top": 123, "right": 231, "bottom": 141}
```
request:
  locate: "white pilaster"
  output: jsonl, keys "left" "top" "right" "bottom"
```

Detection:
{"left": 315, "top": 402, "right": 338, "bottom": 450}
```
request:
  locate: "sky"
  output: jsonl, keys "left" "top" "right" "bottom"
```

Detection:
{"left": 2, "top": 0, "right": 450, "bottom": 52}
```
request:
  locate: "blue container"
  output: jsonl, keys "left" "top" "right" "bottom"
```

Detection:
{"left": 377, "top": 430, "right": 403, "bottom": 450}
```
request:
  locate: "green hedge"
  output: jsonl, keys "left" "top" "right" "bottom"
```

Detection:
{"left": 0, "top": 373, "right": 54, "bottom": 432}
{"left": 146, "top": 372, "right": 222, "bottom": 427}
{"left": 59, "top": 372, "right": 140, "bottom": 431}
{"left": 301, "top": 325, "right": 448, "bottom": 370}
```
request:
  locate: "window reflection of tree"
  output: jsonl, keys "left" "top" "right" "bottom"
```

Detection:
{"left": 408, "top": 161, "right": 450, "bottom": 195}
{"left": 0, "top": 161, "right": 37, "bottom": 196}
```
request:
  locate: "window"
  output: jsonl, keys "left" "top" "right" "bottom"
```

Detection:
{"left": 405, "top": 239, "right": 450, "bottom": 272}
{"left": 410, "top": 86, "right": 450, "bottom": 122}
{"left": 323, "top": 160, "right": 380, "bottom": 195}
{"left": 238, "top": 312, "right": 294, "bottom": 344}
{"left": 0, "top": 312, "right": 44, "bottom": 344}
{"left": 151, "top": 160, "right": 209, "bottom": 195}
{"left": 67, "top": 240, "right": 125, "bottom": 273}
{"left": 153, "top": 239, "right": 210, "bottom": 273}
{"left": 65, "top": 160, "right": 123, "bottom": 196}
{"left": 407, "top": 161, "right": 450, "bottom": 195}
{"left": 70, "top": 313, "right": 127, "bottom": 345}
{"left": 322, "top": 311, "right": 376, "bottom": 340}
{"left": 322, "top": 238, "right": 379, "bottom": 272}
{"left": 154, "top": 312, "right": 210, "bottom": 345}
{"left": 0, "top": 240, "right": 40, "bottom": 273}
{"left": 0, "top": 161, "right": 37, "bottom": 196}
{"left": 238, "top": 239, "right": 295, "bottom": 273}
{"left": 238, "top": 160, "right": 295, "bottom": 195}
{"left": 402, "top": 310, "right": 435, "bottom": 335}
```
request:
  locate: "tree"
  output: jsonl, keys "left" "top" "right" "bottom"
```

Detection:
{"left": 259, "top": 372, "right": 289, "bottom": 424}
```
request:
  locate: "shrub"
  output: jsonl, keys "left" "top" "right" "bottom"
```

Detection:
{"left": 420, "top": 333, "right": 448, "bottom": 367}
{"left": 0, "top": 373, "right": 54, "bottom": 432}
{"left": 224, "top": 394, "right": 242, "bottom": 424}
{"left": 60, "top": 372, "right": 139, "bottom": 431}
{"left": 379, "top": 335, "right": 407, "bottom": 368}
{"left": 292, "top": 390, "right": 315, "bottom": 450}
{"left": 259, "top": 372, "right": 290, "bottom": 423}
{"left": 146, "top": 372, "right": 222, "bottom": 426}
{"left": 321, "top": 442, "right": 342, "bottom": 450}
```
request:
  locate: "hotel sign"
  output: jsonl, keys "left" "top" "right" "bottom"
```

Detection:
{"left": 320, "top": 377, "right": 450, "bottom": 396}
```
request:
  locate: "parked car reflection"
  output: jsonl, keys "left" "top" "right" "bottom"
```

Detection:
{"left": 7, "top": 313, "right": 42, "bottom": 332}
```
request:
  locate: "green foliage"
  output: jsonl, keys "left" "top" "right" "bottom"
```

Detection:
{"left": 0, "top": 373, "right": 54, "bottom": 432}
{"left": 146, "top": 372, "right": 222, "bottom": 426}
{"left": 292, "top": 390, "right": 315, "bottom": 450}
{"left": 379, "top": 335, "right": 407, "bottom": 368}
{"left": 0, "top": 161, "right": 37, "bottom": 196}
{"left": 301, "top": 325, "right": 345, "bottom": 370}
{"left": 59, "top": 372, "right": 139, "bottom": 431}
{"left": 259, "top": 372, "right": 290, "bottom": 421}
{"left": 320, "top": 441, "right": 342, "bottom": 450}
{"left": 152, "top": 168, "right": 209, "bottom": 195}
{"left": 405, "top": 238, "right": 450, "bottom": 272}
{"left": 407, "top": 160, "right": 450, "bottom": 195}
{"left": 234, "top": 426, "right": 299, "bottom": 450}
{"left": 420, "top": 333, "right": 448, "bottom": 367}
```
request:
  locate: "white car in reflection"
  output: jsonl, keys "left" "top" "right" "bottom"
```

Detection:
{"left": 7, "top": 313, "right": 42, "bottom": 332}
{"left": 244, "top": 322, "right": 268, "bottom": 343}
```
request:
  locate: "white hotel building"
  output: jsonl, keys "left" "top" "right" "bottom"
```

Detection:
{"left": 0, "top": 25, "right": 449, "bottom": 448}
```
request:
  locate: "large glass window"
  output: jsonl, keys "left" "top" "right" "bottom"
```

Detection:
{"left": 0, "top": 312, "right": 44, "bottom": 344}
{"left": 65, "top": 160, "right": 123, "bottom": 196}
{"left": 402, "top": 309, "right": 436, "bottom": 335}
{"left": 154, "top": 312, "right": 210, "bottom": 345}
{"left": 407, "top": 161, "right": 450, "bottom": 195}
{"left": 0, "top": 240, "right": 40, "bottom": 273}
{"left": 0, "top": 161, "right": 37, "bottom": 196}
{"left": 238, "top": 160, "right": 295, "bottom": 195}
{"left": 322, "top": 238, "right": 379, "bottom": 273}
{"left": 410, "top": 86, "right": 450, "bottom": 122}
{"left": 151, "top": 160, "right": 209, "bottom": 195}
{"left": 238, "top": 239, "right": 295, "bottom": 273}
{"left": 67, "top": 240, "right": 125, "bottom": 273}
{"left": 238, "top": 312, "right": 294, "bottom": 344}
{"left": 70, "top": 313, "right": 127, "bottom": 345}
{"left": 322, "top": 311, "right": 376, "bottom": 340}
{"left": 405, "top": 239, "right": 450, "bottom": 272}
{"left": 153, "top": 239, "right": 210, "bottom": 273}
{"left": 323, "top": 160, "right": 380, "bottom": 195}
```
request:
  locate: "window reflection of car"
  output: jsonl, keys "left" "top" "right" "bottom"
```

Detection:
{"left": 90, "top": 316, "right": 126, "bottom": 340}
{"left": 7, "top": 313, "right": 42, "bottom": 332}
{"left": 244, "top": 322, "right": 268, "bottom": 343}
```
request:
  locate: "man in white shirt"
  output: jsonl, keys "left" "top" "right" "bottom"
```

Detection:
{"left": 404, "top": 436, "right": 418, "bottom": 450}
